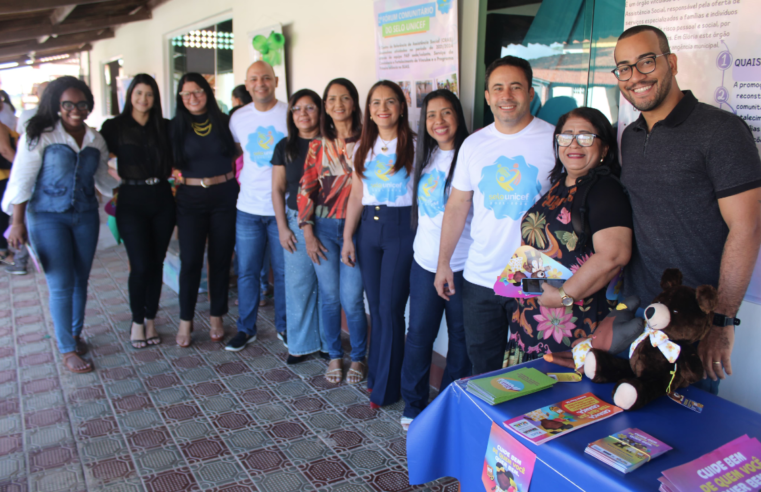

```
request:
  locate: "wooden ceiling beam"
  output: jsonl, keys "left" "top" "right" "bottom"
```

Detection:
{"left": 38, "top": 5, "right": 77, "bottom": 44}
{"left": 0, "top": 9, "right": 150, "bottom": 44}
{"left": 0, "top": 28, "right": 113, "bottom": 59}
{"left": 0, "top": 0, "right": 114, "bottom": 15}
{"left": 0, "top": 42, "right": 92, "bottom": 66}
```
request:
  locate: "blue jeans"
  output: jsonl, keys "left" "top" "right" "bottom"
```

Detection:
{"left": 401, "top": 261, "right": 471, "bottom": 418}
{"left": 260, "top": 242, "right": 271, "bottom": 291}
{"left": 313, "top": 217, "right": 367, "bottom": 361}
{"left": 283, "top": 209, "right": 324, "bottom": 355}
{"left": 27, "top": 209, "right": 99, "bottom": 354}
{"left": 235, "top": 210, "right": 285, "bottom": 336}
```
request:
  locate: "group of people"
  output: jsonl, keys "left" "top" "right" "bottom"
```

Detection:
{"left": 0, "top": 24, "right": 759, "bottom": 431}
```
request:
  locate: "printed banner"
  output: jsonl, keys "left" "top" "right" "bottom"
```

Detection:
{"left": 374, "top": 0, "right": 459, "bottom": 130}
{"left": 619, "top": 0, "right": 761, "bottom": 304}
{"left": 247, "top": 24, "right": 288, "bottom": 104}
{"left": 482, "top": 422, "right": 537, "bottom": 492}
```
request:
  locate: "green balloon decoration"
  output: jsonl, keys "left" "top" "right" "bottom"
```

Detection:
{"left": 252, "top": 31, "right": 285, "bottom": 66}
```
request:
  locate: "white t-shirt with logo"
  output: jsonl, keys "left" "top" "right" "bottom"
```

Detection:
{"left": 360, "top": 137, "right": 414, "bottom": 207}
{"left": 229, "top": 101, "right": 288, "bottom": 216}
{"left": 451, "top": 118, "right": 555, "bottom": 288}
{"left": 413, "top": 148, "right": 473, "bottom": 273}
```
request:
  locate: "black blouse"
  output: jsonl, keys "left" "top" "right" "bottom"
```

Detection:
{"left": 100, "top": 114, "right": 172, "bottom": 180}
{"left": 171, "top": 112, "right": 233, "bottom": 179}
{"left": 272, "top": 137, "right": 312, "bottom": 211}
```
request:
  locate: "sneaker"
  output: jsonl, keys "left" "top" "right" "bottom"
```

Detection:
{"left": 277, "top": 331, "right": 287, "bottom": 347}
{"left": 5, "top": 262, "right": 27, "bottom": 275}
{"left": 225, "top": 332, "right": 256, "bottom": 352}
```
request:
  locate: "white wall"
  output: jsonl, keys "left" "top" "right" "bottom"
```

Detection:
{"left": 717, "top": 300, "right": 761, "bottom": 412}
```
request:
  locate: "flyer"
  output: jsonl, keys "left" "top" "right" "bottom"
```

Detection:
{"left": 373, "top": 0, "right": 459, "bottom": 130}
{"left": 466, "top": 367, "right": 555, "bottom": 405}
{"left": 493, "top": 245, "right": 572, "bottom": 299}
{"left": 482, "top": 422, "right": 537, "bottom": 492}
{"left": 504, "top": 393, "right": 623, "bottom": 445}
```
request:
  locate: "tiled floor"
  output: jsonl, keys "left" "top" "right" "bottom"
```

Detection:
{"left": 0, "top": 243, "right": 457, "bottom": 491}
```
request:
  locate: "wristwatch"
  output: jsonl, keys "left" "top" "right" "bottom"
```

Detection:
{"left": 713, "top": 313, "right": 741, "bottom": 327}
{"left": 558, "top": 286, "right": 574, "bottom": 307}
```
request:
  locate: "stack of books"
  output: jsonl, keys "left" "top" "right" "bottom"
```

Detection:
{"left": 585, "top": 428, "right": 672, "bottom": 473}
{"left": 466, "top": 367, "right": 555, "bottom": 405}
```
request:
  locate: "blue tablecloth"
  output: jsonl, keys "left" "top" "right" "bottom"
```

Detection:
{"left": 407, "top": 359, "right": 761, "bottom": 491}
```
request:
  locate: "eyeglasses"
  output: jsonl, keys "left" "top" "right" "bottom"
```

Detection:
{"left": 612, "top": 53, "right": 670, "bottom": 81}
{"left": 291, "top": 105, "right": 317, "bottom": 114}
{"left": 556, "top": 133, "right": 598, "bottom": 147}
{"left": 60, "top": 101, "right": 89, "bottom": 111}
{"left": 179, "top": 90, "right": 205, "bottom": 99}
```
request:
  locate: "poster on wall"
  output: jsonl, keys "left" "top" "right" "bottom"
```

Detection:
{"left": 619, "top": 0, "right": 761, "bottom": 305}
{"left": 247, "top": 24, "right": 288, "bottom": 103}
{"left": 373, "top": 0, "right": 459, "bottom": 130}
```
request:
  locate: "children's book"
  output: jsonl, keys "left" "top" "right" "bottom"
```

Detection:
{"left": 482, "top": 422, "right": 537, "bottom": 492}
{"left": 493, "top": 246, "right": 572, "bottom": 299}
{"left": 504, "top": 392, "right": 623, "bottom": 445}
{"left": 585, "top": 428, "right": 672, "bottom": 473}
{"left": 466, "top": 367, "right": 556, "bottom": 406}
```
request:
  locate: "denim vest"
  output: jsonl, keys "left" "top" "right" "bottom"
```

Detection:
{"left": 29, "top": 144, "right": 101, "bottom": 213}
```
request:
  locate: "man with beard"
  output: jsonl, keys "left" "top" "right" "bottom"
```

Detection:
{"left": 615, "top": 25, "right": 761, "bottom": 391}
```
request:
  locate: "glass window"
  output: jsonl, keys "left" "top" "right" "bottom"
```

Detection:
{"left": 169, "top": 19, "right": 234, "bottom": 116}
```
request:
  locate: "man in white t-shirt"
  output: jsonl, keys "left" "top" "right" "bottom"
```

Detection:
{"left": 226, "top": 61, "right": 288, "bottom": 351}
{"left": 435, "top": 56, "right": 556, "bottom": 375}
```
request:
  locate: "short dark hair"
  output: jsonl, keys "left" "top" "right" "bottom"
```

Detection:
{"left": 485, "top": 56, "right": 533, "bottom": 91}
{"left": 618, "top": 25, "right": 671, "bottom": 55}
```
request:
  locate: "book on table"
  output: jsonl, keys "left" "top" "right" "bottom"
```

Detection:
{"left": 466, "top": 367, "right": 556, "bottom": 405}
{"left": 585, "top": 428, "right": 672, "bottom": 473}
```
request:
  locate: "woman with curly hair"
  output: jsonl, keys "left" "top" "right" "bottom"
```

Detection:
{"left": 2, "top": 76, "right": 119, "bottom": 373}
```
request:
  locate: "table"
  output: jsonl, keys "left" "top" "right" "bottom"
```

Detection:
{"left": 407, "top": 359, "right": 761, "bottom": 491}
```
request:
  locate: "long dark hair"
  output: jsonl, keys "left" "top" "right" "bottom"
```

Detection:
{"left": 171, "top": 72, "right": 236, "bottom": 168}
{"left": 26, "top": 76, "right": 94, "bottom": 149}
{"left": 230, "top": 84, "right": 252, "bottom": 116}
{"left": 411, "top": 89, "right": 469, "bottom": 228}
{"left": 285, "top": 89, "right": 321, "bottom": 163}
{"left": 354, "top": 80, "right": 415, "bottom": 179}
{"left": 550, "top": 107, "right": 620, "bottom": 185}
{"left": 320, "top": 78, "right": 361, "bottom": 141}
{"left": 0, "top": 90, "right": 15, "bottom": 113}
{"left": 121, "top": 73, "right": 170, "bottom": 159}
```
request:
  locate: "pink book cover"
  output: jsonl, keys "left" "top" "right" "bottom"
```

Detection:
{"left": 482, "top": 422, "right": 537, "bottom": 492}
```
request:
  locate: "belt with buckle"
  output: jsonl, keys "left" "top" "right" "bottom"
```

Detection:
{"left": 122, "top": 177, "right": 164, "bottom": 186}
{"left": 179, "top": 171, "right": 235, "bottom": 188}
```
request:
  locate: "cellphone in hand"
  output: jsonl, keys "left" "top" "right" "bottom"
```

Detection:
{"left": 521, "top": 278, "right": 565, "bottom": 294}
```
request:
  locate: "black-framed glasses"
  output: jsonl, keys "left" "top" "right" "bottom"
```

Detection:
{"left": 291, "top": 105, "right": 317, "bottom": 114}
{"left": 556, "top": 133, "right": 598, "bottom": 147}
{"left": 60, "top": 101, "right": 89, "bottom": 112}
{"left": 612, "top": 53, "right": 670, "bottom": 81}
{"left": 179, "top": 90, "right": 205, "bottom": 99}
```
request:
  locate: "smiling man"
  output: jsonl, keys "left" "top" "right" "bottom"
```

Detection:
{"left": 435, "top": 56, "right": 555, "bottom": 375}
{"left": 615, "top": 25, "right": 761, "bottom": 390}
{"left": 227, "top": 61, "right": 289, "bottom": 352}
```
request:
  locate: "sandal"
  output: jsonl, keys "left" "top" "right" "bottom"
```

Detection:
{"left": 346, "top": 361, "right": 366, "bottom": 385}
{"left": 62, "top": 352, "right": 93, "bottom": 374}
{"left": 400, "top": 417, "right": 414, "bottom": 432}
{"left": 209, "top": 316, "right": 224, "bottom": 343}
{"left": 145, "top": 320, "right": 161, "bottom": 346}
{"left": 325, "top": 359, "right": 343, "bottom": 384}
{"left": 73, "top": 336, "right": 88, "bottom": 356}
{"left": 130, "top": 323, "right": 147, "bottom": 349}
{"left": 176, "top": 321, "right": 193, "bottom": 348}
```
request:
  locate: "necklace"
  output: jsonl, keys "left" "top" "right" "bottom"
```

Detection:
{"left": 379, "top": 136, "right": 393, "bottom": 152}
{"left": 192, "top": 118, "right": 212, "bottom": 137}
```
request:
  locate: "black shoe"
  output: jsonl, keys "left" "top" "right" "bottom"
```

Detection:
{"left": 225, "top": 332, "right": 256, "bottom": 352}
{"left": 277, "top": 331, "right": 287, "bottom": 348}
{"left": 319, "top": 351, "right": 331, "bottom": 361}
{"left": 287, "top": 354, "right": 308, "bottom": 365}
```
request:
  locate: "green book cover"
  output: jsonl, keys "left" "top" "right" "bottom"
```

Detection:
{"left": 467, "top": 367, "right": 556, "bottom": 405}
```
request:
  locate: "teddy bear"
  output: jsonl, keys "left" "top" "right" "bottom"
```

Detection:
{"left": 583, "top": 269, "right": 717, "bottom": 411}
{"left": 543, "top": 295, "right": 645, "bottom": 370}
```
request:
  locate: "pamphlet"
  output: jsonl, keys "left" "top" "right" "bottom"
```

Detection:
{"left": 482, "top": 422, "right": 537, "bottom": 492}
{"left": 466, "top": 367, "right": 556, "bottom": 406}
{"left": 493, "top": 245, "right": 572, "bottom": 299}
{"left": 660, "top": 434, "right": 761, "bottom": 492}
{"left": 585, "top": 428, "right": 672, "bottom": 473}
{"left": 504, "top": 392, "right": 623, "bottom": 445}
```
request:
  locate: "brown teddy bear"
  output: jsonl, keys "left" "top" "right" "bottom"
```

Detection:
{"left": 583, "top": 269, "right": 717, "bottom": 411}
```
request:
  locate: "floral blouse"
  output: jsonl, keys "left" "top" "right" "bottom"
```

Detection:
{"left": 511, "top": 176, "right": 632, "bottom": 356}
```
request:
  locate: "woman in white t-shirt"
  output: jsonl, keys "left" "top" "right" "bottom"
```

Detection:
{"left": 400, "top": 90, "right": 472, "bottom": 430}
{"left": 342, "top": 81, "right": 416, "bottom": 409}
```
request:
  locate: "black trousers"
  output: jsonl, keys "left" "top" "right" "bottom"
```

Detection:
{"left": 176, "top": 179, "right": 238, "bottom": 321}
{"left": 462, "top": 280, "right": 518, "bottom": 376}
{"left": 0, "top": 179, "right": 8, "bottom": 250}
{"left": 115, "top": 181, "right": 176, "bottom": 324}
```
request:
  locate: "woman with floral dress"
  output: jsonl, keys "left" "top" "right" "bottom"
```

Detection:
{"left": 512, "top": 107, "right": 633, "bottom": 356}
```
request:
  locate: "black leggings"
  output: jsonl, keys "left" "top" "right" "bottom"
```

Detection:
{"left": 115, "top": 182, "right": 176, "bottom": 324}
{"left": 176, "top": 179, "right": 238, "bottom": 321}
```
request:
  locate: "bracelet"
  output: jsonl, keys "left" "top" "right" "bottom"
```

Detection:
{"left": 713, "top": 313, "right": 741, "bottom": 327}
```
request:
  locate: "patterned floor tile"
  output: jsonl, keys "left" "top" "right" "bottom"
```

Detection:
{"left": 339, "top": 446, "right": 398, "bottom": 477}
{"left": 279, "top": 436, "right": 336, "bottom": 466}
{"left": 197, "top": 394, "right": 243, "bottom": 416}
{"left": 150, "top": 387, "right": 194, "bottom": 408}
{"left": 322, "top": 386, "right": 368, "bottom": 408}
{"left": 364, "top": 465, "right": 417, "bottom": 492}
{"left": 134, "top": 445, "right": 188, "bottom": 476}
{"left": 223, "top": 373, "right": 264, "bottom": 393}
{"left": 247, "top": 402, "right": 292, "bottom": 425}
{"left": 143, "top": 373, "right": 183, "bottom": 391}
{"left": 28, "top": 463, "right": 85, "bottom": 492}
{"left": 269, "top": 379, "right": 316, "bottom": 400}
{"left": 76, "top": 416, "right": 121, "bottom": 440}
{"left": 68, "top": 399, "right": 113, "bottom": 423}
{"left": 85, "top": 456, "right": 136, "bottom": 485}
{"left": 112, "top": 393, "right": 154, "bottom": 414}
{"left": 299, "top": 456, "right": 357, "bottom": 488}
{"left": 0, "top": 414, "right": 23, "bottom": 435}
{"left": 320, "top": 427, "right": 374, "bottom": 453}
{"left": 356, "top": 416, "right": 404, "bottom": 444}
{"left": 142, "top": 467, "right": 200, "bottom": 492}
{"left": 131, "top": 349, "right": 165, "bottom": 365}
{"left": 168, "top": 418, "right": 218, "bottom": 444}
{"left": 0, "top": 453, "right": 25, "bottom": 482}
{"left": 301, "top": 411, "right": 352, "bottom": 433}
{"left": 0, "top": 434, "right": 23, "bottom": 456}
{"left": 249, "top": 466, "right": 315, "bottom": 492}
{"left": 100, "top": 366, "right": 136, "bottom": 382}
{"left": 212, "top": 411, "right": 255, "bottom": 433}
{"left": 262, "top": 419, "right": 311, "bottom": 444}
{"left": 238, "top": 445, "right": 292, "bottom": 476}
{"left": 161, "top": 403, "right": 204, "bottom": 424}
{"left": 220, "top": 427, "right": 273, "bottom": 455}
{"left": 321, "top": 477, "right": 376, "bottom": 492}
{"left": 19, "top": 364, "right": 56, "bottom": 382}
{"left": 116, "top": 407, "right": 164, "bottom": 432}
{"left": 68, "top": 385, "right": 107, "bottom": 403}
{"left": 244, "top": 355, "right": 282, "bottom": 372}
{"left": 190, "top": 456, "right": 249, "bottom": 489}
{"left": 77, "top": 435, "right": 130, "bottom": 463}
{"left": 236, "top": 387, "right": 276, "bottom": 407}
{"left": 260, "top": 367, "right": 298, "bottom": 384}
{"left": 286, "top": 395, "right": 331, "bottom": 416}
{"left": 204, "top": 479, "right": 258, "bottom": 492}
{"left": 28, "top": 442, "right": 78, "bottom": 473}
{"left": 104, "top": 379, "right": 146, "bottom": 399}
{"left": 136, "top": 360, "right": 175, "bottom": 378}
{"left": 179, "top": 436, "right": 231, "bottom": 464}
{"left": 179, "top": 367, "right": 219, "bottom": 385}
{"left": 23, "top": 390, "right": 66, "bottom": 412}
{"left": 188, "top": 380, "right": 227, "bottom": 399}
{"left": 126, "top": 426, "right": 172, "bottom": 453}
{"left": 25, "top": 406, "right": 68, "bottom": 429}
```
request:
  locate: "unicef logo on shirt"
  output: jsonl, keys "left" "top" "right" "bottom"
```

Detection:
{"left": 478, "top": 155, "right": 541, "bottom": 220}
{"left": 418, "top": 169, "right": 447, "bottom": 217}
{"left": 246, "top": 126, "right": 285, "bottom": 167}
{"left": 365, "top": 153, "right": 410, "bottom": 203}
